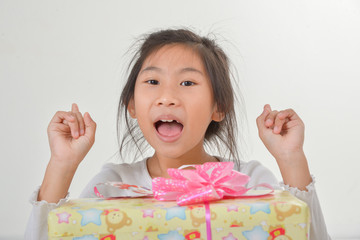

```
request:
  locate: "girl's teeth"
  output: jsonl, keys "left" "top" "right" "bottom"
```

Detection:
{"left": 160, "top": 120, "right": 180, "bottom": 123}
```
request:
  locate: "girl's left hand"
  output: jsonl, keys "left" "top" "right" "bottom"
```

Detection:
{"left": 256, "top": 104, "right": 312, "bottom": 190}
{"left": 256, "top": 104, "right": 305, "bottom": 160}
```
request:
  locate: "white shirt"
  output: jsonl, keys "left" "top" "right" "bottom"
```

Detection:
{"left": 25, "top": 158, "right": 331, "bottom": 240}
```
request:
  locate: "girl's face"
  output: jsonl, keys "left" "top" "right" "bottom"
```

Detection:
{"left": 128, "top": 44, "right": 223, "bottom": 160}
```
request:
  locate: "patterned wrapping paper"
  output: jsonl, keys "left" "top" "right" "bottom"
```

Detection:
{"left": 48, "top": 190, "right": 309, "bottom": 240}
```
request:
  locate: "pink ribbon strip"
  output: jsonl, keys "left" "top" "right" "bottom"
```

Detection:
{"left": 204, "top": 202, "right": 212, "bottom": 240}
{"left": 94, "top": 186, "right": 104, "bottom": 198}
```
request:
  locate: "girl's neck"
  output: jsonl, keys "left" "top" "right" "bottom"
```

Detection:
{"left": 147, "top": 149, "right": 218, "bottom": 179}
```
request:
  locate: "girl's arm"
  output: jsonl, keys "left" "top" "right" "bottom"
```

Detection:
{"left": 256, "top": 104, "right": 312, "bottom": 190}
{"left": 38, "top": 103, "right": 96, "bottom": 203}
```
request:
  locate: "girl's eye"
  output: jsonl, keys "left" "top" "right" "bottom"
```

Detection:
{"left": 180, "top": 81, "right": 195, "bottom": 86}
{"left": 146, "top": 80, "right": 159, "bottom": 85}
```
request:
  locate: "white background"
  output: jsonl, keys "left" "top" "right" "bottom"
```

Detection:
{"left": 1, "top": 0, "right": 360, "bottom": 239}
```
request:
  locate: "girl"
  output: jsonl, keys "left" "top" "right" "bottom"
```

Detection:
{"left": 25, "top": 29, "right": 331, "bottom": 239}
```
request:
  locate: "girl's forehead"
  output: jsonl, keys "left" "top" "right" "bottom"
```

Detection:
{"left": 142, "top": 44, "right": 204, "bottom": 68}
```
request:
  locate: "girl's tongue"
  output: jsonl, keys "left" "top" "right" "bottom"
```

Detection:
{"left": 156, "top": 121, "right": 183, "bottom": 137}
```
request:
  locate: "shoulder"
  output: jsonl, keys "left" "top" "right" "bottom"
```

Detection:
{"left": 217, "top": 156, "right": 269, "bottom": 174}
{"left": 101, "top": 159, "right": 146, "bottom": 173}
{"left": 238, "top": 160, "right": 270, "bottom": 175}
{"left": 80, "top": 158, "right": 151, "bottom": 198}
{"left": 100, "top": 158, "right": 149, "bottom": 183}
{"left": 218, "top": 157, "right": 280, "bottom": 189}
{"left": 241, "top": 160, "right": 280, "bottom": 189}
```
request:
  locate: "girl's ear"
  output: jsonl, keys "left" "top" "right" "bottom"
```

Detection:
{"left": 127, "top": 98, "right": 136, "bottom": 119}
{"left": 211, "top": 105, "right": 225, "bottom": 122}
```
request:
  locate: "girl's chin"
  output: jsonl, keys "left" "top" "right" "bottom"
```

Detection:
{"left": 151, "top": 148, "right": 189, "bottom": 161}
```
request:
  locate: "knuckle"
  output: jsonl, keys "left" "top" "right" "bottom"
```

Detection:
{"left": 56, "top": 111, "right": 63, "bottom": 116}
{"left": 67, "top": 112, "right": 74, "bottom": 118}
{"left": 258, "top": 131, "right": 264, "bottom": 139}
{"left": 88, "top": 135, "right": 95, "bottom": 145}
{"left": 269, "top": 111, "right": 277, "bottom": 117}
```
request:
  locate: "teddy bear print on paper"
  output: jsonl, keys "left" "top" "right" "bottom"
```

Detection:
{"left": 189, "top": 205, "right": 217, "bottom": 227}
{"left": 104, "top": 209, "right": 132, "bottom": 234}
{"left": 273, "top": 202, "right": 301, "bottom": 221}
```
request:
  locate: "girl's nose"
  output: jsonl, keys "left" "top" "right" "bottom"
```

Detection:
{"left": 155, "top": 89, "right": 180, "bottom": 107}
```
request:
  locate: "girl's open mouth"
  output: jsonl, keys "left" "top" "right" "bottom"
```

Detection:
{"left": 154, "top": 120, "right": 184, "bottom": 141}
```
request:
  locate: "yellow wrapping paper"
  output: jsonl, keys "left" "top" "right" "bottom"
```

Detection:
{"left": 48, "top": 190, "right": 309, "bottom": 240}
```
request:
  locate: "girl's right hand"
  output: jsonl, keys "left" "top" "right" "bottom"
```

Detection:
{"left": 47, "top": 103, "right": 96, "bottom": 168}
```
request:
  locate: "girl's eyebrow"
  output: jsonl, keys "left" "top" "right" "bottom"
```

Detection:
{"left": 140, "top": 66, "right": 203, "bottom": 75}
{"left": 140, "top": 66, "right": 162, "bottom": 74}
{"left": 179, "top": 67, "right": 204, "bottom": 76}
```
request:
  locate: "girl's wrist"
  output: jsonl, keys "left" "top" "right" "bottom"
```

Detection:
{"left": 38, "top": 159, "right": 78, "bottom": 203}
{"left": 275, "top": 150, "right": 312, "bottom": 191}
{"left": 274, "top": 149, "right": 306, "bottom": 165}
{"left": 49, "top": 156, "right": 80, "bottom": 172}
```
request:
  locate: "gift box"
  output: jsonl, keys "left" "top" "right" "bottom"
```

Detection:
{"left": 48, "top": 190, "right": 310, "bottom": 240}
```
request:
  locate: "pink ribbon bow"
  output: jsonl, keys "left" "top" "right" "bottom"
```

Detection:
{"left": 152, "top": 161, "right": 273, "bottom": 206}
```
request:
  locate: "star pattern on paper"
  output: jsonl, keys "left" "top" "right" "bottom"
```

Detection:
{"left": 142, "top": 209, "right": 155, "bottom": 218}
{"left": 242, "top": 226, "right": 269, "bottom": 240}
{"left": 165, "top": 206, "right": 186, "bottom": 220}
{"left": 249, "top": 203, "right": 271, "bottom": 214}
{"left": 299, "top": 223, "right": 307, "bottom": 229}
{"left": 77, "top": 208, "right": 103, "bottom": 226}
{"left": 260, "top": 221, "right": 267, "bottom": 226}
{"left": 73, "top": 234, "right": 98, "bottom": 240}
{"left": 227, "top": 205, "right": 239, "bottom": 212}
{"left": 158, "top": 230, "right": 185, "bottom": 240}
{"left": 56, "top": 211, "right": 71, "bottom": 224}
{"left": 222, "top": 233, "right": 238, "bottom": 240}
